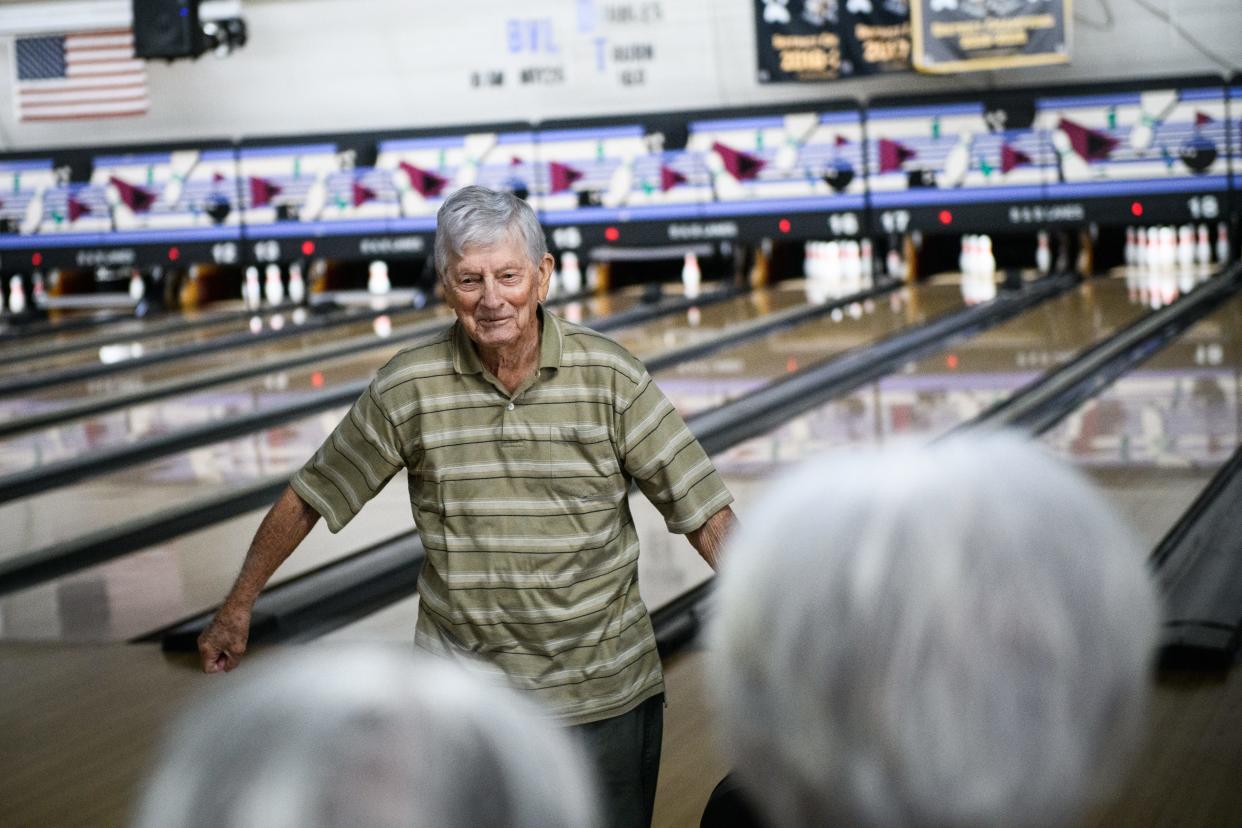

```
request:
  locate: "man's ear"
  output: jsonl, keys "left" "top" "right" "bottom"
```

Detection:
{"left": 537, "top": 253, "right": 554, "bottom": 302}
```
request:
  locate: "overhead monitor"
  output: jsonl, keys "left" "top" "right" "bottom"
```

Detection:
{"left": 1034, "top": 80, "right": 1231, "bottom": 226}
{"left": 865, "top": 95, "right": 1051, "bottom": 234}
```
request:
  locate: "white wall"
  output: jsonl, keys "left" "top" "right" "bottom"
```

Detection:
{"left": 0, "top": 0, "right": 1239, "bottom": 151}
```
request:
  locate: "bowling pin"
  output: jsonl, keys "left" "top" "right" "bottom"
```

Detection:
{"left": 1195, "top": 225, "right": 1211, "bottom": 267}
{"left": 842, "top": 241, "right": 861, "bottom": 293}
{"left": 1177, "top": 226, "right": 1196, "bottom": 270}
{"left": 681, "top": 251, "right": 701, "bottom": 299}
{"left": 823, "top": 241, "right": 842, "bottom": 296}
{"left": 546, "top": 267, "right": 561, "bottom": 300}
{"left": 1159, "top": 226, "right": 1177, "bottom": 271}
{"left": 1124, "top": 264, "right": 1139, "bottom": 301}
{"left": 1217, "top": 223, "right": 1231, "bottom": 264}
{"left": 264, "top": 263, "right": 285, "bottom": 305}
{"left": 32, "top": 272, "right": 45, "bottom": 308}
{"left": 287, "top": 262, "right": 306, "bottom": 304}
{"left": 1178, "top": 266, "right": 1196, "bottom": 296}
{"left": 958, "top": 234, "right": 971, "bottom": 276}
{"left": 859, "top": 238, "right": 874, "bottom": 287}
{"left": 8, "top": 275, "right": 26, "bottom": 314}
{"left": 243, "top": 266, "right": 262, "bottom": 309}
{"left": 1124, "top": 227, "right": 1136, "bottom": 268}
{"left": 128, "top": 271, "right": 145, "bottom": 302}
{"left": 1134, "top": 227, "right": 1148, "bottom": 270}
{"left": 561, "top": 252, "right": 582, "bottom": 295}
{"left": 885, "top": 246, "right": 903, "bottom": 280}
{"left": 367, "top": 260, "right": 391, "bottom": 295}
{"left": 1036, "top": 231, "right": 1052, "bottom": 274}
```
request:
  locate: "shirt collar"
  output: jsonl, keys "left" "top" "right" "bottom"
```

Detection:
{"left": 451, "top": 304, "right": 563, "bottom": 376}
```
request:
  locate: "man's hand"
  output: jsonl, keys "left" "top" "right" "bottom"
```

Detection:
{"left": 198, "top": 601, "right": 252, "bottom": 673}
{"left": 196, "top": 485, "right": 321, "bottom": 674}
{"left": 687, "top": 506, "right": 737, "bottom": 571}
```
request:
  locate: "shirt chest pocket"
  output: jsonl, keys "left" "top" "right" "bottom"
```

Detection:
{"left": 513, "top": 424, "right": 623, "bottom": 501}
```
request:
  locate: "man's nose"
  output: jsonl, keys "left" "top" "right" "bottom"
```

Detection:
{"left": 480, "top": 277, "right": 504, "bottom": 306}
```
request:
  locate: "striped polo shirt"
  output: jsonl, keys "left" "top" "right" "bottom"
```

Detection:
{"left": 290, "top": 306, "right": 734, "bottom": 725}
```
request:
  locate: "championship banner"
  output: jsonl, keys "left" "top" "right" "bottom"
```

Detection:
{"left": 911, "top": 0, "right": 1071, "bottom": 73}
{"left": 755, "top": 0, "right": 911, "bottom": 83}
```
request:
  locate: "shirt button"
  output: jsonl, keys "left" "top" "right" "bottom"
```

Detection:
{"left": 506, "top": 402, "right": 515, "bottom": 411}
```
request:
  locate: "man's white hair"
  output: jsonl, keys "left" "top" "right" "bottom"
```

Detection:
{"left": 134, "top": 646, "right": 598, "bottom": 828}
{"left": 707, "top": 432, "right": 1160, "bottom": 828}
{"left": 434, "top": 185, "right": 547, "bottom": 281}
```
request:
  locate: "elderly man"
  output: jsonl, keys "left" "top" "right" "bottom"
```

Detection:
{"left": 199, "top": 185, "right": 737, "bottom": 828}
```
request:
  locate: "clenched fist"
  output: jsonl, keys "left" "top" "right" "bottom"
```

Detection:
{"left": 198, "top": 601, "right": 252, "bottom": 673}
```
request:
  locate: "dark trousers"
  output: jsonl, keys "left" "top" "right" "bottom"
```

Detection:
{"left": 569, "top": 693, "right": 665, "bottom": 828}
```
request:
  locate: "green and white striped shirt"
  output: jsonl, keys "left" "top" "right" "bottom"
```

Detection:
{"left": 291, "top": 306, "right": 734, "bottom": 725}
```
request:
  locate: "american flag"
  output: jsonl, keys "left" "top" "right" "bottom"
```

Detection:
{"left": 13, "top": 30, "right": 149, "bottom": 122}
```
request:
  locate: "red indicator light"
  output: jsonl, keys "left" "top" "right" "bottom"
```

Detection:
{"left": 604, "top": 226, "right": 620, "bottom": 242}
{"left": 31, "top": 252, "right": 43, "bottom": 266}
{"left": 302, "top": 240, "right": 316, "bottom": 256}
{"left": 946, "top": 354, "right": 959, "bottom": 369}
{"left": 778, "top": 218, "right": 792, "bottom": 234}
{"left": 786, "top": 357, "right": 798, "bottom": 373}
{"left": 938, "top": 210, "right": 953, "bottom": 225}
{"left": 1130, "top": 201, "right": 1143, "bottom": 217}
{"left": 168, "top": 246, "right": 180, "bottom": 261}
{"left": 311, "top": 371, "right": 324, "bottom": 388}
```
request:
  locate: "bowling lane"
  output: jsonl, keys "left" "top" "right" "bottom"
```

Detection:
{"left": 326, "top": 282, "right": 979, "bottom": 643}
{"left": 701, "top": 273, "right": 1152, "bottom": 458}
{"left": 324, "top": 274, "right": 1161, "bottom": 643}
{"left": 0, "top": 304, "right": 453, "bottom": 423}
{"left": 0, "top": 303, "right": 371, "bottom": 382}
{"left": 0, "top": 312, "right": 162, "bottom": 357}
{"left": 649, "top": 281, "right": 967, "bottom": 415}
{"left": 4, "top": 274, "right": 1121, "bottom": 641}
{"left": 0, "top": 480, "right": 416, "bottom": 642}
{"left": 1039, "top": 289, "right": 1242, "bottom": 549}
{"left": 0, "top": 290, "right": 652, "bottom": 476}
{"left": 0, "top": 406, "right": 351, "bottom": 558}
{"left": 0, "top": 282, "right": 818, "bottom": 639}
{"left": 0, "top": 284, "right": 791, "bottom": 557}
{"left": 0, "top": 300, "right": 254, "bottom": 361}
{"left": 608, "top": 281, "right": 810, "bottom": 356}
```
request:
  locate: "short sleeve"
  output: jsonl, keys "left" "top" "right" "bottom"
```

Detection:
{"left": 290, "top": 381, "right": 404, "bottom": 532}
{"left": 616, "top": 372, "right": 734, "bottom": 534}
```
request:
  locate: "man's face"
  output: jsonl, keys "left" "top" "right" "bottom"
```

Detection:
{"left": 443, "top": 233, "right": 552, "bottom": 354}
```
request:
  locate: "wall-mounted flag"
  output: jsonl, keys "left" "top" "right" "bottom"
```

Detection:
{"left": 14, "top": 29, "right": 148, "bottom": 121}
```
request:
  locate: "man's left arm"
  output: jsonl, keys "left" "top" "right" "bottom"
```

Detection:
{"left": 686, "top": 505, "right": 737, "bottom": 571}
{"left": 614, "top": 369, "right": 737, "bottom": 567}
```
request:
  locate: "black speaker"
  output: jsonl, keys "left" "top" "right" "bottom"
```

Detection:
{"left": 132, "top": 0, "right": 201, "bottom": 59}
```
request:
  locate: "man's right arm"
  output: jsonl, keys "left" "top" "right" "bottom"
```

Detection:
{"left": 197, "top": 485, "right": 320, "bottom": 673}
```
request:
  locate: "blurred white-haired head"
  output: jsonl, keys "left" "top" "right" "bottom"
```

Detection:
{"left": 707, "top": 432, "right": 1160, "bottom": 828}
{"left": 134, "top": 646, "right": 599, "bottom": 828}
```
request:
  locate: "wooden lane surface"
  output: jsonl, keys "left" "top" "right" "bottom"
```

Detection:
{"left": 4, "top": 642, "right": 1242, "bottom": 826}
